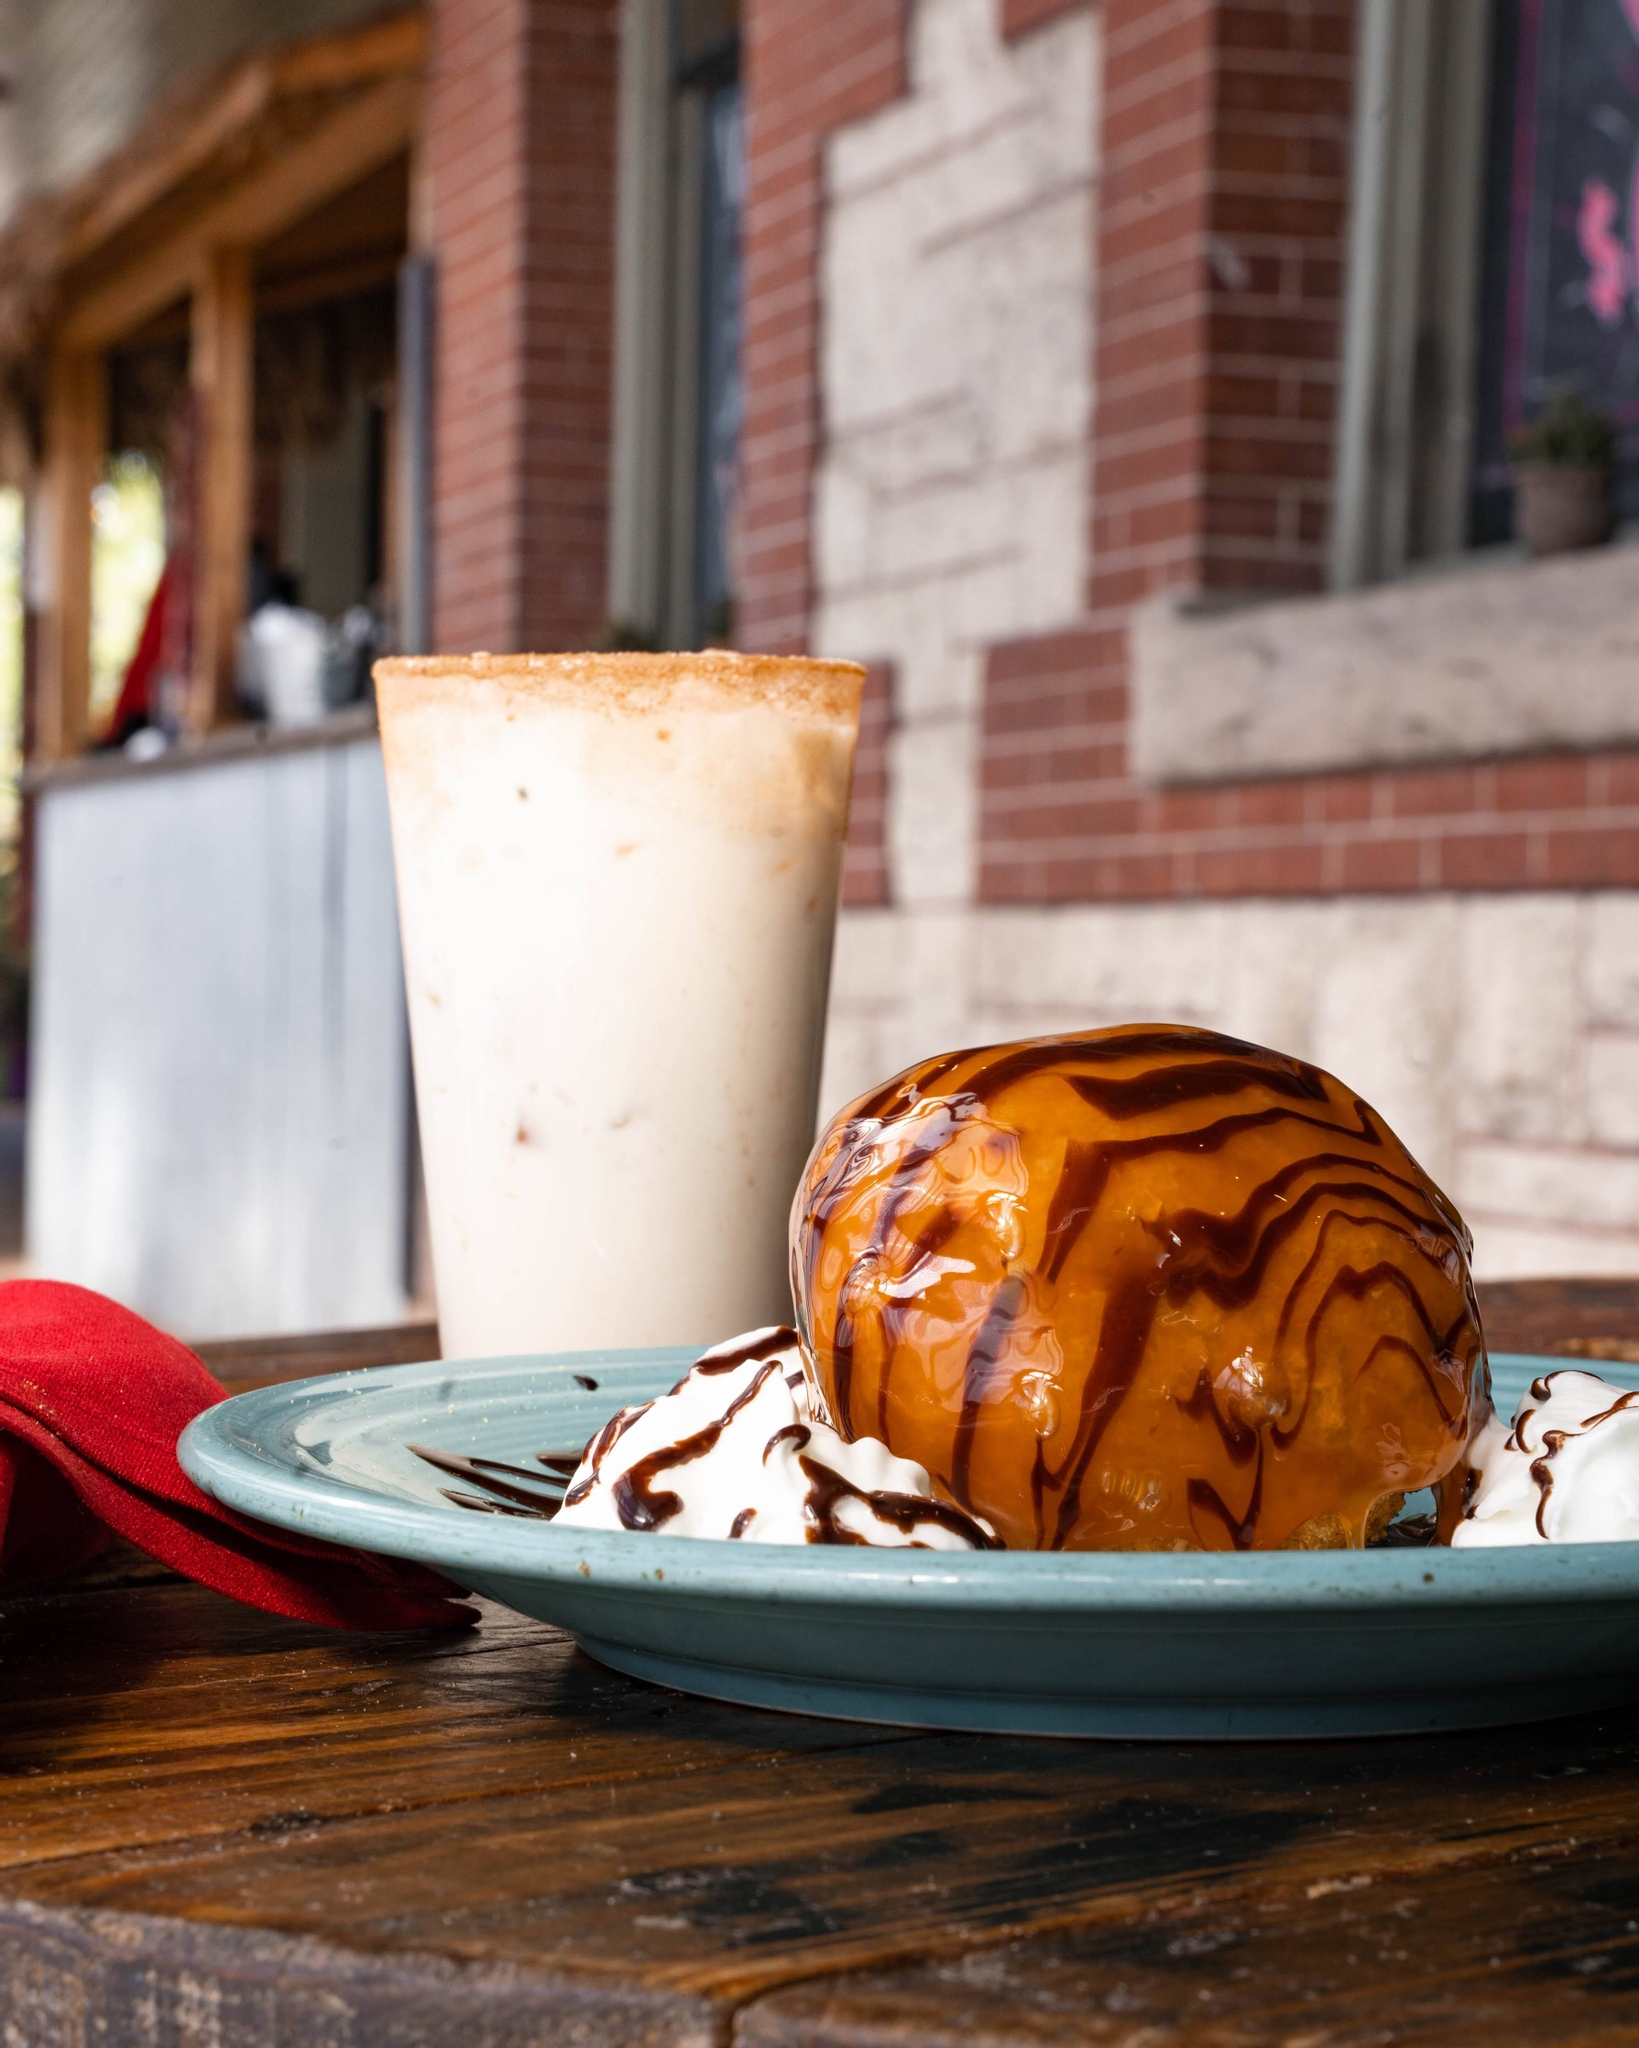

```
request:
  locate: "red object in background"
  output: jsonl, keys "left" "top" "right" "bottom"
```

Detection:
{"left": 0, "top": 1281, "right": 474, "bottom": 1630}
{"left": 106, "top": 560, "right": 171, "bottom": 740}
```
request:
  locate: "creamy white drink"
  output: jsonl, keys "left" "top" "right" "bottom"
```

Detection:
{"left": 373, "top": 651, "right": 864, "bottom": 1358}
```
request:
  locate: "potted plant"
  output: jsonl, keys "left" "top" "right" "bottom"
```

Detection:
{"left": 1509, "top": 388, "right": 1617, "bottom": 556}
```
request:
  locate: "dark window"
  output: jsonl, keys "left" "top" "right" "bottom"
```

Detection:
{"left": 694, "top": 78, "right": 741, "bottom": 642}
{"left": 673, "top": 0, "right": 740, "bottom": 646}
{"left": 1472, "top": 0, "right": 1639, "bottom": 540}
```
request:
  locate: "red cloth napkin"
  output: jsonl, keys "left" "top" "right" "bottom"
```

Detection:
{"left": 0, "top": 1280, "right": 474, "bottom": 1631}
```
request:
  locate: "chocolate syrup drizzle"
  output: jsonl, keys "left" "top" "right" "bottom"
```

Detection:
{"left": 693, "top": 1327, "right": 802, "bottom": 1376}
{"left": 421, "top": 1326, "right": 991, "bottom": 1548}
{"left": 1504, "top": 1372, "right": 1639, "bottom": 1537}
{"left": 609, "top": 1359, "right": 785, "bottom": 1530}
{"left": 408, "top": 1444, "right": 575, "bottom": 1519}
{"left": 796, "top": 1024, "right": 1487, "bottom": 1551}
{"left": 776, "top": 1424, "right": 1000, "bottom": 1548}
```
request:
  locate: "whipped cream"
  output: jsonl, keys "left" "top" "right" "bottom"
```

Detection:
{"left": 1452, "top": 1368, "right": 1639, "bottom": 1546}
{"left": 554, "top": 1326, "right": 996, "bottom": 1548}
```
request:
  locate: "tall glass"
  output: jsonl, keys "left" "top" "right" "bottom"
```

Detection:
{"left": 373, "top": 651, "right": 864, "bottom": 1358}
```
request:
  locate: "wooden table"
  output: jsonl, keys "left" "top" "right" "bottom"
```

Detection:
{"left": 5, "top": 1281, "right": 1639, "bottom": 2047}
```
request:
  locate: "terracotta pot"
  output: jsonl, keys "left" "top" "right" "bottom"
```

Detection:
{"left": 1512, "top": 462, "right": 1613, "bottom": 556}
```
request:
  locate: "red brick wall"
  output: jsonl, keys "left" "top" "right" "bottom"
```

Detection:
{"left": 426, "top": 0, "right": 618, "bottom": 655}
{"left": 737, "top": 0, "right": 908, "bottom": 654}
{"left": 1201, "top": 1, "right": 1352, "bottom": 593}
{"left": 742, "top": 0, "right": 1636, "bottom": 912}
{"left": 841, "top": 660, "right": 896, "bottom": 907}
{"left": 983, "top": 0, "right": 1356, "bottom": 901}
{"left": 980, "top": 631, "right": 1639, "bottom": 900}
{"left": 979, "top": 0, "right": 1639, "bottom": 905}
{"left": 1089, "top": 0, "right": 1350, "bottom": 611}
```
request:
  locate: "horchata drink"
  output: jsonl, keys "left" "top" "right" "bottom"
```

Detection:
{"left": 373, "top": 651, "right": 865, "bottom": 1358}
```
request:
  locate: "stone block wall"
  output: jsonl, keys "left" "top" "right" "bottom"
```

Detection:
{"left": 776, "top": 0, "right": 1639, "bottom": 1276}
{"left": 822, "top": 893, "right": 1639, "bottom": 1279}
{"left": 979, "top": 632, "right": 1639, "bottom": 902}
{"left": 982, "top": 0, "right": 1354, "bottom": 898}
{"left": 810, "top": 0, "right": 1098, "bottom": 1072}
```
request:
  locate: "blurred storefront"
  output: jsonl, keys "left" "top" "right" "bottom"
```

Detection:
{"left": 0, "top": 6, "right": 423, "bottom": 1332}
{"left": 1, "top": 0, "right": 1638, "bottom": 1333}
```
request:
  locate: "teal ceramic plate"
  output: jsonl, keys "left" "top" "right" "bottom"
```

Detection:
{"left": 179, "top": 1348, "right": 1639, "bottom": 1740}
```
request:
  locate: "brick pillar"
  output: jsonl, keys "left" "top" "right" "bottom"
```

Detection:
{"left": 737, "top": 0, "right": 907, "bottom": 654}
{"left": 980, "top": 0, "right": 1353, "bottom": 901}
{"left": 1093, "top": 0, "right": 1351, "bottom": 615}
{"left": 426, "top": 0, "right": 619, "bottom": 655}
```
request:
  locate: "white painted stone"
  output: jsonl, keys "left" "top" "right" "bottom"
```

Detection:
{"left": 812, "top": 0, "right": 1639, "bottom": 1278}
{"left": 1467, "top": 1222, "right": 1639, "bottom": 1281}
{"left": 1130, "top": 544, "right": 1639, "bottom": 781}
{"left": 814, "top": 0, "right": 1097, "bottom": 918}
{"left": 970, "top": 903, "right": 1230, "bottom": 1028}
{"left": 1457, "top": 1141, "right": 1639, "bottom": 1235}
{"left": 889, "top": 906, "right": 983, "bottom": 1075}
{"left": 888, "top": 695, "right": 979, "bottom": 908}
{"left": 815, "top": 1006, "right": 890, "bottom": 1128}
{"left": 828, "top": 905, "right": 905, "bottom": 1012}
{"left": 1456, "top": 896, "right": 1588, "bottom": 1146}
{"left": 1586, "top": 1035, "right": 1639, "bottom": 1148}
{"left": 1307, "top": 903, "right": 1463, "bottom": 1194}
{"left": 825, "top": 892, "right": 1639, "bottom": 1279}
{"left": 1586, "top": 895, "right": 1639, "bottom": 1027}
{"left": 1214, "top": 901, "right": 1334, "bottom": 1059}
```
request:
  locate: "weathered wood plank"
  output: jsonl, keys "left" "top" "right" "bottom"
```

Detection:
{"left": 6, "top": 1578, "right": 1639, "bottom": 2016}
{"left": 21, "top": 1709, "right": 1635, "bottom": 2007}
{"left": 0, "top": 1897, "right": 718, "bottom": 2048}
{"left": 0, "top": 1585, "right": 909, "bottom": 1876}
{"left": 194, "top": 1318, "right": 440, "bottom": 1391}
{"left": 59, "top": 77, "right": 421, "bottom": 351}
{"left": 13, "top": 1287, "right": 1639, "bottom": 2044}
{"left": 737, "top": 1844, "right": 1639, "bottom": 2045}
{"left": 1479, "top": 1277, "right": 1639, "bottom": 1364}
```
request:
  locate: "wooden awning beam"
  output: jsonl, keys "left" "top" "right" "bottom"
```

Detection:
{"left": 52, "top": 12, "right": 427, "bottom": 281}
{"left": 0, "top": 9, "right": 424, "bottom": 368}
{"left": 190, "top": 247, "right": 254, "bottom": 735}
{"left": 12, "top": 6, "right": 425, "bottom": 759}
{"left": 34, "top": 352, "right": 105, "bottom": 762}
{"left": 58, "top": 74, "right": 420, "bottom": 352}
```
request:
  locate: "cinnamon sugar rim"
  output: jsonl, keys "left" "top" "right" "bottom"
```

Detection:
{"left": 374, "top": 650, "right": 865, "bottom": 721}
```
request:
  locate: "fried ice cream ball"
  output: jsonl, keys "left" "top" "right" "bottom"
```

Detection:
{"left": 791, "top": 1025, "right": 1489, "bottom": 1552}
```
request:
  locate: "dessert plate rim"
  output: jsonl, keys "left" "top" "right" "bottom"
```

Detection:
{"left": 180, "top": 1345, "right": 1639, "bottom": 1737}
{"left": 179, "top": 1344, "right": 1639, "bottom": 1606}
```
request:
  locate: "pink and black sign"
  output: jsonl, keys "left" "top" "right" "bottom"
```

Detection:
{"left": 1507, "top": 0, "right": 1639, "bottom": 432}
